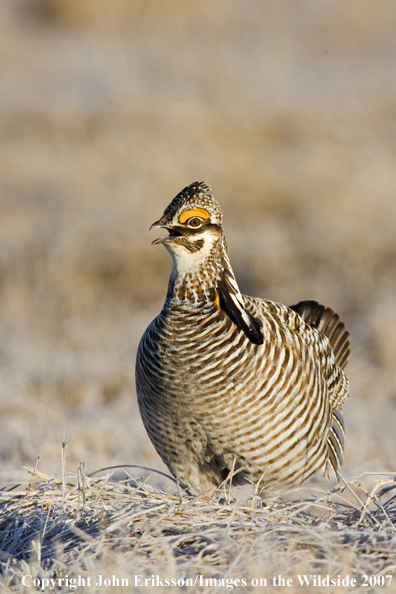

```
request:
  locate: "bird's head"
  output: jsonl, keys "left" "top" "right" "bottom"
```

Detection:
{"left": 150, "top": 181, "right": 263, "bottom": 344}
{"left": 150, "top": 181, "right": 223, "bottom": 269}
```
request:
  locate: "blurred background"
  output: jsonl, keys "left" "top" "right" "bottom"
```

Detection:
{"left": 0, "top": 0, "right": 395, "bottom": 485}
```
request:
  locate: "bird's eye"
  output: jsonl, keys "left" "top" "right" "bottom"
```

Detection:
{"left": 187, "top": 217, "right": 202, "bottom": 228}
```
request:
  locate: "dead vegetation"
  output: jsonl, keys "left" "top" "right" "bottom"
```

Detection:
{"left": 1, "top": 464, "right": 396, "bottom": 593}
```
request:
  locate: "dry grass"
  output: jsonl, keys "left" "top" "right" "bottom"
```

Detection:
{"left": 1, "top": 462, "right": 396, "bottom": 593}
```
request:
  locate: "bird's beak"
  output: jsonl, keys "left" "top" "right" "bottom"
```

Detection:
{"left": 149, "top": 220, "right": 164, "bottom": 232}
{"left": 150, "top": 220, "right": 176, "bottom": 245}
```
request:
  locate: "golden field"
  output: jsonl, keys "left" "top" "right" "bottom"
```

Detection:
{"left": 1, "top": 1, "right": 396, "bottom": 591}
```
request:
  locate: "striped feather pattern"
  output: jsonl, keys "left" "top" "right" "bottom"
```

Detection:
{"left": 290, "top": 300, "right": 350, "bottom": 370}
{"left": 136, "top": 182, "right": 351, "bottom": 493}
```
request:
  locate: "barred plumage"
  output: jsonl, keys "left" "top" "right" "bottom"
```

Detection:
{"left": 136, "top": 182, "right": 350, "bottom": 493}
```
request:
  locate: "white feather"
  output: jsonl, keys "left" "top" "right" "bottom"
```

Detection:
{"left": 165, "top": 230, "right": 218, "bottom": 277}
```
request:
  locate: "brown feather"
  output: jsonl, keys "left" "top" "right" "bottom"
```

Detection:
{"left": 289, "top": 299, "right": 350, "bottom": 369}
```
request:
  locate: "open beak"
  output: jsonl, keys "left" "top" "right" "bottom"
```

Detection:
{"left": 150, "top": 220, "right": 181, "bottom": 245}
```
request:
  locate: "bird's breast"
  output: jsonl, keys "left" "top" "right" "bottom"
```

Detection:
{"left": 136, "top": 303, "right": 285, "bottom": 410}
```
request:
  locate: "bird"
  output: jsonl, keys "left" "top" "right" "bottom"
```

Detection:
{"left": 135, "top": 181, "right": 350, "bottom": 494}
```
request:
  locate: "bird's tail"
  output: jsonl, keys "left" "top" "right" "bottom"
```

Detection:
{"left": 289, "top": 299, "right": 350, "bottom": 369}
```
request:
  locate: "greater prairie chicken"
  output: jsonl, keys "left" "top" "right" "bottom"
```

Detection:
{"left": 136, "top": 182, "right": 350, "bottom": 493}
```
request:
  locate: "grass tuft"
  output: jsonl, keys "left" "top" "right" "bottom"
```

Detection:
{"left": 1, "top": 465, "right": 396, "bottom": 592}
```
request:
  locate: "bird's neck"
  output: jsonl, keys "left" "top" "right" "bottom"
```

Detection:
{"left": 164, "top": 237, "right": 240, "bottom": 309}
